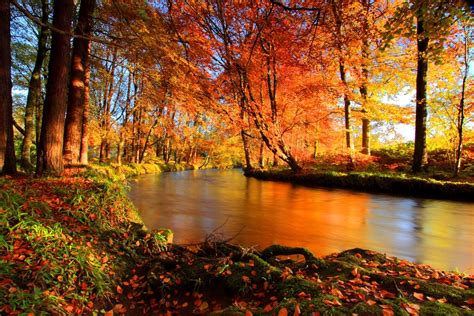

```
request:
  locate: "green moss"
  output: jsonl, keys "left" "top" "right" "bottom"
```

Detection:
{"left": 419, "top": 301, "right": 464, "bottom": 316}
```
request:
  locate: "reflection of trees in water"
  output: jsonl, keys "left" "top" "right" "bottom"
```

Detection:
{"left": 130, "top": 171, "right": 473, "bottom": 271}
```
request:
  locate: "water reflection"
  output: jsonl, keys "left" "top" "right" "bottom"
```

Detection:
{"left": 128, "top": 169, "right": 474, "bottom": 272}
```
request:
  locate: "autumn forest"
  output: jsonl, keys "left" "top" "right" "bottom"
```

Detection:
{"left": 0, "top": 0, "right": 472, "bottom": 177}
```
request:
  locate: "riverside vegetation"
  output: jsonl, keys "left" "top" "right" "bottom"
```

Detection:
{"left": 1, "top": 165, "right": 473, "bottom": 315}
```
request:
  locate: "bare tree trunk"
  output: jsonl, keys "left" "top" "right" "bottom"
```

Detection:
{"left": 360, "top": 0, "right": 371, "bottom": 156}
{"left": 79, "top": 58, "right": 91, "bottom": 165}
{"left": 0, "top": 0, "right": 17, "bottom": 175}
{"left": 412, "top": 8, "right": 429, "bottom": 173}
{"left": 258, "top": 140, "right": 264, "bottom": 168}
{"left": 339, "top": 61, "right": 355, "bottom": 161}
{"left": 454, "top": 26, "right": 469, "bottom": 177}
{"left": 63, "top": 0, "right": 95, "bottom": 165}
{"left": 36, "top": 0, "right": 74, "bottom": 176}
{"left": 21, "top": 0, "right": 49, "bottom": 170}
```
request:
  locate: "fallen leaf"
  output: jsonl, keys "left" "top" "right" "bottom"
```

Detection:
{"left": 116, "top": 285, "right": 123, "bottom": 294}
{"left": 278, "top": 307, "right": 288, "bottom": 316}
{"left": 200, "top": 302, "right": 209, "bottom": 311}
{"left": 413, "top": 292, "right": 424, "bottom": 301}
{"left": 245, "top": 310, "right": 253, "bottom": 316}
{"left": 382, "top": 309, "right": 395, "bottom": 316}
{"left": 367, "top": 299, "right": 377, "bottom": 306}
{"left": 263, "top": 304, "right": 273, "bottom": 312}
{"left": 294, "top": 304, "right": 301, "bottom": 316}
{"left": 114, "top": 304, "right": 127, "bottom": 313}
{"left": 465, "top": 298, "right": 474, "bottom": 305}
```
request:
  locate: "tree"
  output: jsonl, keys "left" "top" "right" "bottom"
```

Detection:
{"left": 0, "top": 0, "right": 17, "bottom": 175}
{"left": 63, "top": 0, "right": 95, "bottom": 165}
{"left": 36, "top": 0, "right": 74, "bottom": 176}
{"left": 20, "top": 0, "right": 49, "bottom": 170}
{"left": 412, "top": 0, "right": 430, "bottom": 172}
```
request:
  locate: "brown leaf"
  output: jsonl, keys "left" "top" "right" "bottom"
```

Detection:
{"left": 242, "top": 275, "right": 251, "bottom": 283}
{"left": 278, "top": 307, "right": 288, "bottom": 316}
{"left": 367, "top": 299, "right": 377, "bottom": 306}
{"left": 382, "top": 309, "right": 395, "bottom": 316}
{"left": 199, "top": 302, "right": 209, "bottom": 311}
{"left": 114, "top": 304, "right": 127, "bottom": 313}
{"left": 437, "top": 298, "right": 447, "bottom": 304}
{"left": 465, "top": 298, "right": 474, "bottom": 305}
{"left": 194, "top": 299, "right": 202, "bottom": 307}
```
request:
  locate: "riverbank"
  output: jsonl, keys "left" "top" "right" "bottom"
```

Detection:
{"left": 244, "top": 169, "right": 474, "bottom": 201}
{"left": 1, "top": 168, "right": 473, "bottom": 315}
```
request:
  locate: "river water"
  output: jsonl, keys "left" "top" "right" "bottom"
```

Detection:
{"left": 128, "top": 169, "right": 473, "bottom": 272}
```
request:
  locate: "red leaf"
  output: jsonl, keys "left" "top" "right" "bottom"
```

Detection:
{"left": 116, "top": 285, "right": 123, "bottom": 294}
{"left": 263, "top": 304, "right": 273, "bottom": 312}
{"left": 382, "top": 309, "right": 395, "bottom": 316}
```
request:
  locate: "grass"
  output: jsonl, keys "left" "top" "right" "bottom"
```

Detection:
{"left": 0, "top": 170, "right": 168, "bottom": 314}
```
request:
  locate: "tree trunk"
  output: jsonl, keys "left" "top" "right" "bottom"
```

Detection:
{"left": 63, "top": 0, "right": 95, "bottom": 165}
{"left": 454, "top": 27, "right": 469, "bottom": 177}
{"left": 21, "top": 0, "right": 49, "bottom": 170}
{"left": 412, "top": 9, "right": 429, "bottom": 173}
{"left": 339, "top": 61, "right": 355, "bottom": 161}
{"left": 258, "top": 141, "right": 264, "bottom": 168}
{"left": 36, "top": 0, "right": 74, "bottom": 176}
{"left": 0, "top": 0, "right": 17, "bottom": 175}
{"left": 360, "top": 2, "right": 371, "bottom": 156}
{"left": 79, "top": 57, "right": 91, "bottom": 165}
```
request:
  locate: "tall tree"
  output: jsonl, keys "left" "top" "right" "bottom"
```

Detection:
{"left": 330, "top": 0, "right": 355, "bottom": 162}
{"left": 63, "top": 0, "right": 95, "bottom": 165}
{"left": 454, "top": 22, "right": 470, "bottom": 177}
{"left": 412, "top": 0, "right": 429, "bottom": 172}
{"left": 0, "top": 0, "right": 17, "bottom": 175}
{"left": 20, "top": 0, "right": 49, "bottom": 170}
{"left": 36, "top": 0, "right": 74, "bottom": 176}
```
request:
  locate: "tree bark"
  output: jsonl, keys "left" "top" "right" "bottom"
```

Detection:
{"left": 412, "top": 7, "right": 429, "bottom": 173}
{"left": 339, "top": 61, "right": 354, "bottom": 160}
{"left": 360, "top": 0, "right": 371, "bottom": 155}
{"left": 79, "top": 49, "right": 91, "bottom": 165}
{"left": 0, "top": 0, "right": 17, "bottom": 175}
{"left": 63, "top": 0, "right": 95, "bottom": 165}
{"left": 36, "top": 0, "right": 74, "bottom": 176}
{"left": 21, "top": 0, "right": 49, "bottom": 170}
{"left": 454, "top": 27, "right": 469, "bottom": 177}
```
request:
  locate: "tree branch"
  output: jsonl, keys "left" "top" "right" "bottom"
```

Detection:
{"left": 11, "top": 0, "right": 123, "bottom": 47}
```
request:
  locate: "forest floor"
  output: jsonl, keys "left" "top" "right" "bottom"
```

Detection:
{"left": 1, "top": 166, "right": 473, "bottom": 315}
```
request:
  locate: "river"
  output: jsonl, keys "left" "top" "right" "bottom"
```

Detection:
{"left": 128, "top": 169, "right": 474, "bottom": 272}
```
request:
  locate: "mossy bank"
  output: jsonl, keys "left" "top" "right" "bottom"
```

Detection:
{"left": 244, "top": 169, "right": 474, "bottom": 201}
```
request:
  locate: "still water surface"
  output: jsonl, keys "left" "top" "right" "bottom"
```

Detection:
{"left": 128, "top": 169, "right": 473, "bottom": 272}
